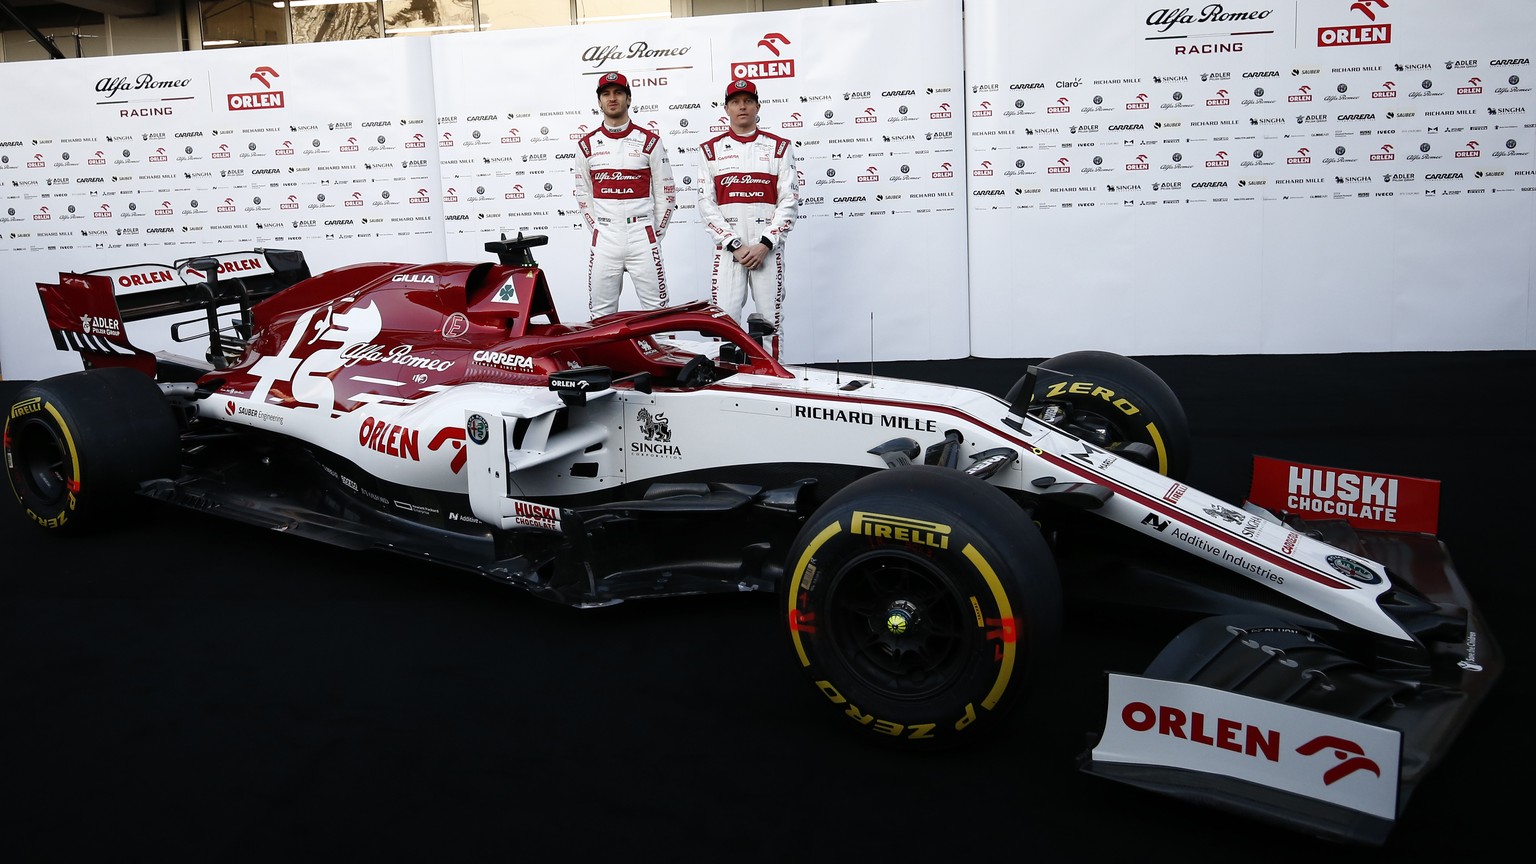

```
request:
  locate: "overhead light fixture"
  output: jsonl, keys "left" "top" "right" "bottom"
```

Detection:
{"left": 203, "top": 39, "right": 242, "bottom": 46}
{"left": 273, "top": 1, "right": 369, "bottom": 8}
{"left": 575, "top": 13, "right": 671, "bottom": 24}
{"left": 385, "top": 24, "right": 478, "bottom": 35}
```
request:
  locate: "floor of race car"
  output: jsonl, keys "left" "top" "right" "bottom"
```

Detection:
{"left": 3, "top": 350, "right": 1529, "bottom": 861}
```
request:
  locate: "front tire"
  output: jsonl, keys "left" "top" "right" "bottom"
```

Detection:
{"left": 4, "top": 367, "right": 180, "bottom": 531}
{"left": 1028, "top": 350, "right": 1192, "bottom": 481}
{"left": 782, "top": 466, "right": 1061, "bottom": 749}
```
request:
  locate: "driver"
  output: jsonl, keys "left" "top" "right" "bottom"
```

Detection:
{"left": 574, "top": 71, "right": 677, "bottom": 320}
{"left": 697, "top": 78, "right": 799, "bottom": 352}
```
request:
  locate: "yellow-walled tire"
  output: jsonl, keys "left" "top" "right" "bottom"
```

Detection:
{"left": 1028, "top": 350, "right": 1192, "bottom": 481}
{"left": 781, "top": 465, "right": 1061, "bottom": 749}
{"left": 4, "top": 368, "right": 179, "bottom": 532}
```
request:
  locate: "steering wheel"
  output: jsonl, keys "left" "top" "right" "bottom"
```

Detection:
{"left": 676, "top": 354, "right": 717, "bottom": 388}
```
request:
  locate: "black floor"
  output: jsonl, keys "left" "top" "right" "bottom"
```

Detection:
{"left": 2, "top": 352, "right": 1529, "bottom": 861}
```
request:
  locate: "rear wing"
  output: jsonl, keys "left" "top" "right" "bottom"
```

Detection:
{"left": 36, "top": 248, "right": 310, "bottom": 377}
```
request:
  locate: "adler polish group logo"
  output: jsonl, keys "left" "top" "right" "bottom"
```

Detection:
{"left": 228, "top": 65, "right": 286, "bottom": 111}
{"left": 731, "top": 32, "right": 796, "bottom": 81}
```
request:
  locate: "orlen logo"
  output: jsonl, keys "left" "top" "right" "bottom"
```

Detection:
{"left": 930, "top": 102, "right": 952, "bottom": 119}
{"left": 1206, "top": 89, "right": 1230, "bottom": 106}
{"left": 1047, "top": 156, "right": 1070, "bottom": 174}
{"left": 1205, "top": 150, "right": 1229, "bottom": 167}
{"left": 1118, "top": 703, "right": 1383, "bottom": 785}
{"left": 1126, "top": 153, "right": 1150, "bottom": 170}
{"left": 1289, "top": 85, "right": 1313, "bottom": 102}
{"left": 972, "top": 160, "right": 994, "bottom": 177}
{"left": 1295, "top": 735, "right": 1383, "bottom": 785}
{"left": 1047, "top": 97, "right": 1069, "bottom": 114}
{"left": 973, "top": 100, "right": 994, "bottom": 117}
{"left": 1370, "top": 143, "right": 1395, "bottom": 161}
{"left": 228, "top": 65, "right": 286, "bottom": 111}
{"left": 409, "top": 187, "right": 431, "bottom": 203}
{"left": 1317, "top": 0, "right": 1392, "bottom": 47}
{"left": 1127, "top": 93, "right": 1150, "bottom": 110}
{"left": 781, "top": 112, "right": 804, "bottom": 129}
{"left": 1455, "top": 140, "right": 1480, "bottom": 158}
{"left": 1288, "top": 147, "right": 1312, "bottom": 164}
{"left": 1372, "top": 80, "right": 1397, "bottom": 98}
{"left": 857, "top": 166, "right": 879, "bottom": 183}
{"left": 732, "top": 32, "right": 796, "bottom": 81}
{"left": 1457, "top": 77, "right": 1483, "bottom": 95}
{"left": 932, "top": 162, "right": 954, "bottom": 178}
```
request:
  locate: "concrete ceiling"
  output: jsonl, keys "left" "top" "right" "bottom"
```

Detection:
{"left": 2, "top": 0, "right": 160, "bottom": 25}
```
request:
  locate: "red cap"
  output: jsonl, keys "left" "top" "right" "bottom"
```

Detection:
{"left": 596, "top": 71, "right": 630, "bottom": 95}
{"left": 724, "top": 78, "right": 759, "bottom": 101}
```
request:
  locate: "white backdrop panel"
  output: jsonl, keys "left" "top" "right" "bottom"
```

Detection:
{"left": 964, "top": 0, "right": 1536, "bottom": 358}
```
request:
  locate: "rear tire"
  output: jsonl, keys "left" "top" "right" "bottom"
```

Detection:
{"left": 4, "top": 368, "right": 180, "bottom": 531}
{"left": 781, "top": 466, "right": 1061, "bottom": 749}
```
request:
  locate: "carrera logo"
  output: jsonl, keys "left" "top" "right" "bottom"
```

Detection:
{"left": 850, "top": 511, "right": 950, "bottom": 549}
{"left": 228, "top": 65, "right": 286, "bottom": 111}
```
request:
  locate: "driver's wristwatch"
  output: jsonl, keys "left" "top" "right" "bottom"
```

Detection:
{"left": 726, "top": 238, "right": 743, "bottom": 253}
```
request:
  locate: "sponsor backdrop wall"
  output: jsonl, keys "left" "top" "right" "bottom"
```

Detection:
{"left": 0, "top": 0, "right": 1532, "bottom": 381}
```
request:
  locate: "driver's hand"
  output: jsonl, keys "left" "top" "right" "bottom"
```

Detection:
{"left": 734, "top": 243, "right": 767, "bottom": 269}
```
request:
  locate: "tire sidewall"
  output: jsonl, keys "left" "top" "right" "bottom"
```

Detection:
{"left": 4, "top": 368, "right": 177, "bottom": 530}
{"left": 1034, "top": 350, "right": 1192, "bottom": 480}
{"left": 783, "top": 466, "right": 1060, "bottom": 747}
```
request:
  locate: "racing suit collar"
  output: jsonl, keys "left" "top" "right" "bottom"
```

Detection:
{"left": 726, "top": 127, "right": 760, "bottom": 143}
{"left": 600, "top": 121, "right": 633, "bottom": 138}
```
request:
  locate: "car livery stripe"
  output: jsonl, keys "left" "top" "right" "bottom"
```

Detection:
{"left": 1025, "top": 443, "right": 1358, "bottom": 591}
{"left": 722, "top": 383, "right": 1357, "bottom": 591}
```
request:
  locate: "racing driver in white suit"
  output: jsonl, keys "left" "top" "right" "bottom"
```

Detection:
{"left": 574, "top": 71, "right": 677, "bottom": 319}
{"left": 698, "top": 78, "right": 799, "bottom": 346}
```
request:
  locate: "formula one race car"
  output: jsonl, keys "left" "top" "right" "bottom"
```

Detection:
{"left": 3, "top": 235, "right": 1500, "bottom": 845}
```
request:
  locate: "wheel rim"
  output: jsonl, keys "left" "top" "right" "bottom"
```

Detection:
{"left": 822, "top": 549, "right": 971, "bottom": 701}
{"left": 8, "top": 418, "right": 72, "bottom": 506}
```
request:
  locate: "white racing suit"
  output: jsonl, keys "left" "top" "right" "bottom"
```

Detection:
{"left": 697, "top": 129, "right": 799, "bottom": 342}
{"left": 574, "top": 122, "right": 676, "bottom": 319}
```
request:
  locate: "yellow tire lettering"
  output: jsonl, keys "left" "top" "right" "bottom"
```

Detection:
{"left": 843, "top": 704, "right": 876, "bottom": 726}
{"left": 954, "top": 702, "right": 978, "bottom": 731}
{"left": 906, "top": 723, "right": 937, "bottom": 740}
{"left": 871, "top": 719, "right": 904, "bottom": 737}
{"left": 815, "top": 679, "right": 846, "bottom": 704}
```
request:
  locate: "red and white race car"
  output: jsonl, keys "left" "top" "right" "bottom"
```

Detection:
{"left": 3, "top": 234, "right": 1501, "bottom": 845}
